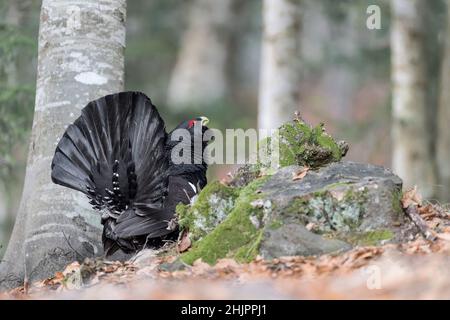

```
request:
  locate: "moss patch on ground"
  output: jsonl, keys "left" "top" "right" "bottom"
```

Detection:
{"left": 180, "top": 177, "right": 269, "bottom": 265}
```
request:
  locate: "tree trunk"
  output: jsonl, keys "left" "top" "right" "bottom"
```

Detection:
{"left": 4, "top": 0, "right": 25, "bottom": 86}
{"left": 391, "top": 0, "right": 436, "bottom": 198}
{"left": 258, "top": 0, "right": 301, "bottom": 131}
{"left": 0, "top": 0, "right": 126, "bottom": 289}
{"left": 0, "top": 181, "right": 7, "bottom": 257}
{"left": 166, "top": 0, "right": 237, "bottom": 110}
{"left": 436, "top": 0, "right": 450, "bottom": 201}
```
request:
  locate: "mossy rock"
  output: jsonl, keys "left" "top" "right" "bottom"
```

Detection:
{"left": 180, "top": 177, "right": 269, "bottom": 265}
{"left": 177, "top": 181, "right": 239, "bottom": 242}
{"left": 258, "top": 162, "right": 411, "bottom": 259}
{"left": 257, "top": 120, "right": 349, "bottom": 170}
{"left": 177, "top": 162, "right": 414, "bottom": 264}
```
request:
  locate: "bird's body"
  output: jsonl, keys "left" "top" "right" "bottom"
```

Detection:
{"left": 51, "top": 91, "right": 209, "bottom": 255}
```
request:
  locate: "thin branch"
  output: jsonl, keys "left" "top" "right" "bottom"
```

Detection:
{"left": 405, "top": 204, "right": 437, "bottom": 241}
{"left": 62, "top": 231, "right": 88, "bottom": 260}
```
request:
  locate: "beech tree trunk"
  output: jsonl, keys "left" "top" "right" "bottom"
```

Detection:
{"left": 258, "top": 0, "right": 302, "bottom": 131}
{"left": 0, "top": 181, "right": 7, "bottom": 257}
{"left": 437, "top": 0, "right": 450, "bottom": 201}
{"left": 0, "top": 0, "right": 27, "bottom": 257}
{"left": 166, "top": 0, "right": 237, "bottom": 110}
{"left": 390, "top": 0, "right": 436, "bottom": 198}
{"left": 0, "top": 0, "right": 126, "bottom": 289}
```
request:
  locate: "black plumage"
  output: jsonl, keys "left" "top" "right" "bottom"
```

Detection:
{"left": 51, "top": 91, "right": 210, "bottom": 255}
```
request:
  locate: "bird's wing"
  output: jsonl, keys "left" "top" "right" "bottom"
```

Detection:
{"left": 114, "top": 176, "right": 197, "bottom": 239}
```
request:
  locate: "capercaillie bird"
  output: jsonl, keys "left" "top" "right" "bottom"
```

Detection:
{"left": 51, "top": 91, "right": 210, "bottom": 256}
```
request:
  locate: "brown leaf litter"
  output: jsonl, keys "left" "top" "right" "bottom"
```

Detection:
{"left": 1, "top": 188, "right": 450, "bottom": 299}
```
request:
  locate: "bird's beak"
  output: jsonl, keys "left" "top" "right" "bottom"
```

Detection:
{"left": 200, "top": 116, "right": 209, "bottom": 126}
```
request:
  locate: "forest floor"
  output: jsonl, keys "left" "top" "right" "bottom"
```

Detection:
{"left": 1, "top": 190, "right": 450, "bottom": 299}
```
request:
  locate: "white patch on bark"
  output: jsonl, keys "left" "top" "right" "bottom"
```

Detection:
{"left": 36, "top": 100, "right": 71, "bottom": 111}
{"left": 97, "top": 62, "right": 113, "bottom": 69}
{"left": 38, "top": 223, "right": 82, "bottom": 232}
{"left": 25, "top": 232, "right": 65, "bottom": 244}
{"left": 74, "top": 72, "right": 108, "bottom": 85}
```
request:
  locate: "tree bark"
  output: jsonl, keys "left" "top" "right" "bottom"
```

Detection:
{"left": 0, "top": 181, "right": 7, "bottom": 257}
{"left": 4, "top": 0, "right": 25, "bottom": 86}
{"left": 0, "top": 0, "right": 126, "bottom": 289}
{"left": 391, "top": 0, "right": 436, "bottom": 198}
{"left": 436, "top": 0, "right": 450, "bottom": 201}
{"left": 258, "top": 0, "right": 301, "bottom": 131}
{"left": 166, "top": 0, "right": 237, "bottom": 110}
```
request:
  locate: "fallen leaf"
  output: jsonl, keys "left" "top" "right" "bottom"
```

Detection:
{"left": 306, "top": 222, "right": 316, "bottom": 231}
{"left": 215, "top": 259, "right": 239, "bottom": 271}
{"left": 292, "top": 167, "right": 309, "bottom": 181}
{"left": 402, "top": 186, "right": 422, "bottom": 208}
{"left": 62, "top": 261, "right": 80, "bottom": 276}
{"left": 177, "top": 230, "right": 192, "bottom": 252}
{"left": 192, "top": 259, "right": 212, "bottom": 274}
{"left": 436, "top": 233, "right": 450, "bottom": 241}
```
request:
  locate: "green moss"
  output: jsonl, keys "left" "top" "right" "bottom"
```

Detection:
{"left": 319, "top": 181, "right": 353, "bottom": 191}
{"left": 277, "top": 121, "right": 347, "bottom": 168}
{"left": 345, "top": 229, "right": 394, "bottom": 246}
{"left": 234, "top": 229, "right": 264, "bottom": 262}
{"left": 391, "top": 188, "right": 404, "bottom": 218}
{"left": 269, "top": 219, "right": 283, "bottom": 230}
{"left": 256, "top": 120, "right": 348, "bottom": 170}
{"left": 181, "top": 177, "right": 269, "bottom": 265}
{"left": 177, "top": 181, "right": 239, "bottom": 241}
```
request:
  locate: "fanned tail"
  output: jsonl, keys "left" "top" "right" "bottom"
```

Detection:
{"left": 51, "top": 91, "right": 172, "bottom": 253}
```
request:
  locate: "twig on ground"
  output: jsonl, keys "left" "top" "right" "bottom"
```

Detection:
{"left": 62, "top": 232, "right": 88, "bottom": 260}
{"left": 405, "top": 205, "right": 437, "bottom": 241}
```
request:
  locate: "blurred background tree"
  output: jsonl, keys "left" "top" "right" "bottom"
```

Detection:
{"left": 391, "top": 0, "right": 436, "bottom": 198}
{"left": 258, "top": 0, "right": 301, "bottom": 130}
{"left": 437, "top": 0, "right": 450, "bottom": 201}
{"left": 0, "top": 0, "right": 38, "bottom": 257}
{"left": 166, "top": 0, "right": 238, "bottom": 110}
{"left": 1, "top": 0, "right": 449, "bottom": 259}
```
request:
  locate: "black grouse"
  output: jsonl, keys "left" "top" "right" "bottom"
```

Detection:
{"left": 51, "top": 91, "right": 210, "bottom": 256}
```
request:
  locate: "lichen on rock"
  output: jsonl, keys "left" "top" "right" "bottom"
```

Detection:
{"left": 284, "top": 186, "right": 368, "bottom": 234}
